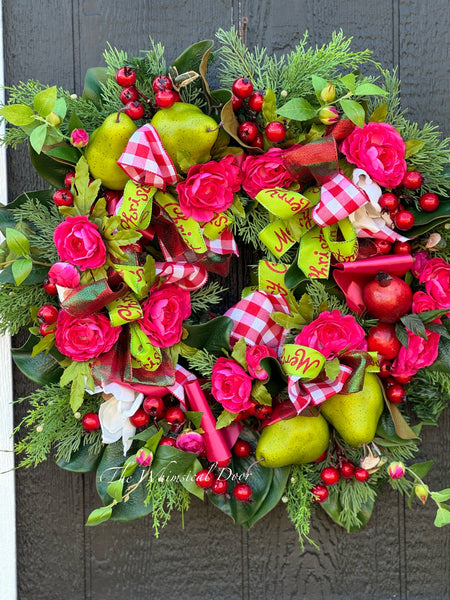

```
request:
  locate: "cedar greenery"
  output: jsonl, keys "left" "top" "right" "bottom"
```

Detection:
{"left": 285, "top": 464, "right": 319, "bottom": 549}
{"left": 0, "top": 283, "right": 52, "bottom": 335}
{"left": 145, "top": 475, "right": 190, "bottom": 538}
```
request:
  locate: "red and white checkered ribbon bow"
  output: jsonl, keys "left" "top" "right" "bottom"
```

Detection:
{"left": 312, "top": 173, "right": 369, "bottom": 227}
{"left": 357, "top": 225, "right": 408, "bottom": 243}
{"left": 118, "top": 124, "right": 178, "bottom": 189}
{"left": 224, "top": 291, "right": 290, "bottom": 351}
{"left": 155, "top": 261, "right": 208, "bottom": 291}
{"left": 288, "top": 364, "right": 352, "bottom": 414}
{"left": 166, "top": 365, "right": 197, "bottom": 407}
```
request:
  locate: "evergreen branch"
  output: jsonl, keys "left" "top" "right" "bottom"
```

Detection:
{"left": 11, "top": 197, "right": 62, "bottom": 262}
{"left": 0, "top": 283, "right": 53, "bottom": 335}
{"left": 332, "top": 479, "right": 378, "bottom": 532}
{"left": 146, "top": 476, "right": 190, "bottom": 538}
{"left": 285, "top": 464, "right": 319, "bottom": 550}
{"left": 305, "top": 279, "right": 351, "bottom": 317}
{"left": 406, "top": 370, "right": 450, "bottom": 425}
{"left": 190, "top": 281, "right": 227, "bottom": 314}
{"left": 184, "top": 348, "right": 217, "bottom": 379}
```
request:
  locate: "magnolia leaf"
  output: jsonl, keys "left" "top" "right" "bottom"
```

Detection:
{"left": 369, "top": 103, "right": 388, "bottom": 123}
{"left": 276, "top": 98, "right": 316, "bottom": 121}
{"left": 180, "top": 458, "right": 205, "bottom": 500}
{"left": 231, "top": 337, "right": 248, "bottom": 369}
{"left": 216, "top": 409, "right": 237, "bottom": 430}
{"left": 262, "top": 88, "right": 277, "bottom": 124}
{"left": 340, "top": 73, "right": 356, "bottom": 92}
{"left": 29, "top": 123, "right": 48, "bottom": 154}
{"left": 86, "top": 505, "right": 113, "bottom": 526}
{"left": 251, "top": 381, "right": 272, "bottom": 406}
{"left": 6, "top": 227, "right": 30, "bottom": 256}
{"left": 57, "top": 442, "right": 103, "bottom": 473}
{"left": 340, "top": 99, "right": 365, "bottom": 128}
{"left": 354, "top": 82, "right": 387, "bottom": 96}
{"left": 107, "top": 479, "right": 124, "bottom": 503}
{"left": 405, "top": 139, "right": 425, "bottom": 159}
{"left": 34, "top": 86, "right": 57, "bottom": 117}
{"left": 431, "top": 489, "right": 450, "bottom": 503}
{"left": 12, "top": 334, "right": 62, "bottom": 384}
{"left": 434, "top": 505, "right": 450, "bottom": 527}
{"left": 0, "top": 103, "right": 35, "bottom": 126}
{"left": 83, "top": 67, "right": 109, "bottom": 108}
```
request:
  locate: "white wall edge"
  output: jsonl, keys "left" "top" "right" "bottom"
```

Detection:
{"left": 0, "top": 0, "right": 18, "bottom": 598}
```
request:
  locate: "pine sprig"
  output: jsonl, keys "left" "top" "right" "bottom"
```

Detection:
{"left": 406, "top": 370, "right": 450, "bottom": 425}
{"left": 14, "top": 385, "right": 102, "bottom": 467}
{"left": 190, "top": 281, "right": 227, "bottom": 314}
{"left": 305, "top": 279, "right": 350, "bottom": 316}
{"left": 184, "top": 348, "right": 217, "bottom": 379}
{"left": 331, "top": 479, "right": 378, "bottom": 532}
{"left": 11, "top": 197, "right": 62, "bottom": 262}
{"left": 0, "top": 283, "right": 52, "bottom": 335}
{"left": 146, "top": 475, "right": 190, "bottom": 538}
{"left": 285, "top": 464, "right": 319, "bottom": 549}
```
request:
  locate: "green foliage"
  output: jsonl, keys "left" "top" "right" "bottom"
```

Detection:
{"left": 330, "top": 479, "right": 377, "bottom": 531}
{"left": 0, "top": 283, "right": 52, "bottom": 335}
{"left": 305, "top": 279, "right": 350, "bottom": 317}
{"left": 146, "top": 474, "right": 190, "bottom": 538}
{"left": 190, "top": 281, "right": 227, "bottom": 314}
{"left": 14, "top": 385, "right": 102, "bottom": 467}
{"left": 285, "top": 464, "right": 319, "bottom": 549}
{"left": 183, "top": 348, "right": 217, "bottom": 379}
{"left": 407, "top": 370, "right": 450, "bottom": 425}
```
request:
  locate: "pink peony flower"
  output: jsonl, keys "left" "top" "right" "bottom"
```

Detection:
{"left": 177, "top": 155, "right": 242, "bottom": 222}
{"left": 245, "top": 344, "right": 277, "bottom": 380}
{"left": 70, "top": 128, "right": 89, "bottom": 148}
{"left": 139, "top": 284, "right": 191, "bottom": 348}
{"left": 391, "top": 329, "right": 440, "bottom": 378}
{"left": 419, "top": 257, "right": 450, "bottom": 309}
{"left": 412, "top": 291, "right": 438, "bottom": 315}
{"left": 411, "top": 250, "right": 430, "bottom": 278}
{"left": 135, "top": 448, "right": 153, "bottom": 466}
{"left": 48, "top": 262, "right": 80, "bottom": 288}
{"left": 388, "top": 461, "right": 405, "bottom": 479}
{"left": 340, "top": 122, "right": 407, "bottom": 188}
{"left": 294, "top": 310, "right": 367, "bottom": 360}
{"left": 211, "top": 357, "right": 253, "bottom": 414}
{"left": 175, "top": 430, "right": 204, "bottom": 454}
{"left": 241, "top": 147, "right": 296, "bottom": 199}
{"left": 55, "top": 309, "right": 121, "bottom": 361}
{"left": 54, "top": 215, "right": 106, "bottom": 271}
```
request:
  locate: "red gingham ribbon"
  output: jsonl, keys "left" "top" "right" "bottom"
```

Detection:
{"left": 155, "top": 261, "right": 208, "bottom": 291}
{"left": 357, "top": 225, "right": 408, "bottom": 243}
{"left": 312, "top": 173, "right": 369, "bottom": 227}
{"left": 166, "top": 365, "right": 197, "bottom": 407}
{"left": 224, "top": 291, "right": 290, "bottom": 351}
{"left": 118, "top": 124, "right": 178, "bottom": 189}
{"left": 288, "top": 364, "right": 352, "bottom": 413}
{"left": 205, "top": 229, "right": 239, "bottom": 256}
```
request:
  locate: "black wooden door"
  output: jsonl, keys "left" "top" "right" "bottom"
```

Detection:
{"left": 5, "top": 1, "right": 449, "bottom": 599}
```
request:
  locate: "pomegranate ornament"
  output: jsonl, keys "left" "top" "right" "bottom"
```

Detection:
{"left": 362, "top": 272, "right": 413, "bottom": 323}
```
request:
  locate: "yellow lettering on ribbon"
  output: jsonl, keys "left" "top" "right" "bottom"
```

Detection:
{"left": 129, "top": 323, "right": 162, "bottom": 372}
{"left": 280, "top": 344, "right": 326, "bottom": 379}
{"left": 258, "top": 260, "right": 289, "bottom": 297}
{"left": 203, "top": 212, "right": 233, "bottom": 240}
{"left": 256, "top": 187, "right": 311, "bottom": 219}
{"left": 119, "top": 180, "right": 156, "bottom": 231}
{"left": 155, "top": 191, "right": 207, "bottom": 254}
{"left": 107, "top": 293, "right": 143, "bottom": 326}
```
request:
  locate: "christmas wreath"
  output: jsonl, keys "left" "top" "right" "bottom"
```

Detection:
{"left": 1, "top": 29, "right": 449, "bottom": 546}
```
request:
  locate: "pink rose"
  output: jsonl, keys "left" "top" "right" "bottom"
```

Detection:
{"left": 411, "top": 251, "right": 430, "bottom": 278}
{"left": 70, "top": 128, "right": 89, "bottom": 148}
{"left": 55, "top": 309, "right": 121, "bottom": 361}
{"left": 48, "top": 262, "right": 80, "bottom": 288}
{"left": 177, "top": 155, "right": 242, "bottom": 222}
{"left": 139, "top": 284, "right": 191, "bottom": 348}
{"left": 54, "top": 216, "right": 106, "bottom": 270}
{"left": 241, "top": 148, "right": 296, "bottom": 199}
{"left": 211, "top": 357, "right": 253, "bottom": 414}
{"left": 175, "top": 430, "right": 204, "bottom": 454}
{"left": 340, "top": 122, "right": 406, "bottom": 188}
{"left": 412, "top": 291, "right": 438, "bottom": 315}
{"left": 294, "top": 310, "right": 367, "bottom": 360}
{"left": 246, "top": 344, "right": 277, "bottom": 380}
{"left": 419, "top": 257, "right": 450, "bottom": 309}
{"left": 391, "top": 329, "right": 440, "bottom": 378}
{"left": 135, "top": 448, "right": 153, "bottom": 466}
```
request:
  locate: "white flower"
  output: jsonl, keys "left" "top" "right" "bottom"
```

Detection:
{"left": 350, "top": 168, "right": 394, "bottom": 233}
{"left": 97, "top": 382, "right": 143, "bottom": 454}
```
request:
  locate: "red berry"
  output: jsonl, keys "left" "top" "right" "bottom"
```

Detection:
{"left": 251, "top": 404, "right": 272, "bottom": 420}
{"left": 82, "top": 412, "right": 100, "bottom": 432}
{"left": 129, "top": 408, "right": 150, "bottom": 428}
{"left": 195, "top": 469, "right": 215, "bottom": 489}
{"left": 419, "top": 193, "right": 440, "bottom": 212}
{"left": 64, "top": 171, "right": 76, "bottom": 189}
{"left": 142, "top": 396, "right": 166, "bottom": 419}
{"left": 394, "top": 210, "right": 415, "bottom": 231}
{"left": 393, "top": 373, "right": 412, "bottom": 385}
{"left": 39, "top": 322, "right": 54, "bottom": 336}
{"left": 159, "top": 436, "right": 176, "bottom": 447}
{"left": 248, "top": 91, "right": 265, "bottom": 112}
{"left": 233, "top": 439, "right": 251, "bottom": 458}
{"left": 320, "top": 466, "right": 340, "bottom": 486}
{"left": 165, "top": 406, "right": 186, "bottom": 426}
{"left": 155, "top": 89, "right": 178, "bottom": 109}
{"left": 115, "top": 67, "right": 136, "bottom": 87}
{"left": 402, "top": 170, "right": 423, "bottom": 190}
{"left": 216, "top": 458, "right": 231, "bottom": 468}
{"left": 251, "top": 131, "right": 264, "bottom": 149}
{"left": 314, "top": 451, "right": 327, "bottom": 463}
{"left": 339, "top": 462, "right": 355, "bottom": 479}
{"left": 354, "top": 467, "right": 370, "bottom": 482}
{"left": 232, "top": 77, "right": 254, "bottom": 99}
{"left": 120, "top": 86, "right": 139, "bottom": 104}
{"left": 231, "top": 94, "right": 243, "bottom": 112}
{"left": 379, "top": 192, "right": 399, "bottom": 212}
{"left": 53, "top": 189, "right": 74, "bottom": 207}
{"left": 393, "top": 240, "right": 412, "bottom": 255}
{"left": 378, "top": 358, "right": 392, "bottom": 378}
{"left": 211, "top": 477, "right": 228, "bottom": 495}
{"left": 311, "top": 484, "right": 329, "bottom": 503}
{"left": 43, "top": 277, "right": 57, "bottom": 295}
{"left": 265, "top": 121, "right": 286, "bottom": 143}
{"left": 367, "top": 322, "right": 401, "bottom": 360}
{"left": 152, "top": 75, "right": 172, "bottom": 93}
{"left": 233, "top": 482, "right": 253, "bottom": 501}
{"left": 37, "top": 304, "right": 58, "bottom": 325}
{"left": 386, "top": 383, "right": 406, "bottom": 404}
{"left": 124, "top": 101, "right": 145, "bottom": 120}
{"left": 375, "top": 239, "right": 392, "bottom": 255}
{"left": 238, "top": 121, "right": 258, "bottom": 144}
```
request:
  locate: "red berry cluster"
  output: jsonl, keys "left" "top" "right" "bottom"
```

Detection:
{"left": 232, "top": 77, "right": 286, "bottom": 147}
{"left": 312, "top": 462, "right": 369, "bottom": 503}
{"left": 37, "top": 304, "right": 58, "bottom": 336}
{"left": 194, "top": 467, "right": 253, "bottom": 502}
{"left": 129, "top": 399, "right": 185, "bottom": 430}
